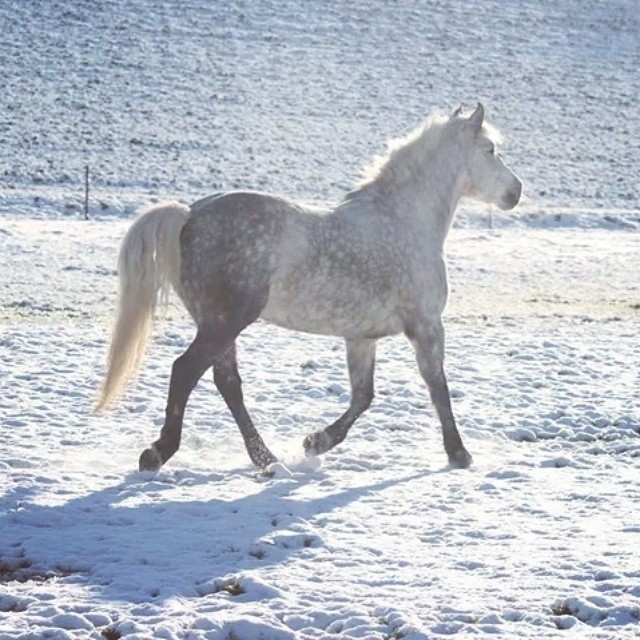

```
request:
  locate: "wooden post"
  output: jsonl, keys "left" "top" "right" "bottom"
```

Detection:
{"left": 84, "top": 165, "right": 89, "bottom": 220}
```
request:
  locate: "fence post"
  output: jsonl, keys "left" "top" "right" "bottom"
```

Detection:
{"left": 84, "top": 165, "right": 90, "bottom": 220}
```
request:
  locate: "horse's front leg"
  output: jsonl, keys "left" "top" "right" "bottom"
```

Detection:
{"left": 304, "top": 338, "right": 376, "bottom": 456}
{"left": 408, "top": 319, "right": 472, "bottom": 468}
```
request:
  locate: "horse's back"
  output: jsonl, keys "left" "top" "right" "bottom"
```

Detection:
{"left": 188, "top": 190, "right": 298, "bottom": 225}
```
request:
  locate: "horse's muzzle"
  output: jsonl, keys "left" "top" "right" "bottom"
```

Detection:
{"left": 499, "top": 180, "right": 522, "bottom": 210}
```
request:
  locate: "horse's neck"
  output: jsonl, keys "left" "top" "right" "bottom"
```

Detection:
{"left": 388, "top": 151, "right": 466, "bottom": 248}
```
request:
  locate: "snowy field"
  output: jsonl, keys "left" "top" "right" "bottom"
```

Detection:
{"left": 1, "top": 1, "right": 639, "bottom": 639}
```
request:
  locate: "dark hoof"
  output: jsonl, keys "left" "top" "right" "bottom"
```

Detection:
{"left": 304, "top": 430, "right": 333, "bottom": 456}
{"left": 449, "top": 449, "right": 473, "bottom": 469}
{"left": 139, "top": 446, "right": 163, "bottom": 472}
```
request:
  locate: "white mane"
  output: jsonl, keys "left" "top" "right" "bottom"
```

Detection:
{"left": 354, "top": 112, "right": 448, "bottom": 192}
{"left": 348, "top": 111, "right": 504, "bottom": 199}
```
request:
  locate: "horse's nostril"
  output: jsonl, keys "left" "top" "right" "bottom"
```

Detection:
{"left": 500, "top": 188, "right": 521, "bottom": 210}
{"left": 506, "top": 180, "right": 521, "bottom": 204}
{"left": 514, "top": 181, "right": 522, "bottom": 202}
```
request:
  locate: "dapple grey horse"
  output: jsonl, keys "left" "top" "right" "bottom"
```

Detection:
{"left": 97, "top": 104, "right": 521, "bottom": 472}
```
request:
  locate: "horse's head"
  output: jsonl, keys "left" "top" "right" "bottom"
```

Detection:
{"left": 453, "top": 103, "right": 522, "bottom": 210}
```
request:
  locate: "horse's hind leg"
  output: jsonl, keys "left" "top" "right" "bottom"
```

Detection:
{"left": 408, "top": 320, "right": 472, "bottom": 469}
{"left": 213, "top": 342, "right": 277, "bottom": 468}
{"left": 139, "top": 305, "right": 275, "bottom": 472}
{"left": 304, "top": 338, "right": 376, "bottom": 456}
{"left": 139, "top": 329, "right": 231, "bottom": 471}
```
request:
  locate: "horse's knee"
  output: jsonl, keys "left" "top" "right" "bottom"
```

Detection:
{"left": 418, "top": 359, "right": 445, "bottom": 386}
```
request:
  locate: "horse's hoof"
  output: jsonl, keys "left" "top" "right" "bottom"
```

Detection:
{"left": 263, "top": 461, "right": 293, "bottom": 479}
{"left": 304, "top": 430, "right": 332, "bottom": 456}
{"left": 449, "top": 448, "right": 473, "bottom": 469}
{"left": 139, "top": 446, "right": 163, "bottom": 472}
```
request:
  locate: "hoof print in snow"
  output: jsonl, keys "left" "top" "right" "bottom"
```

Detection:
{"left": 271, "top": 532, "right": 322, "bottom": 550}
{"left": 196, "top": 578, "right": 246, "bottom": 598}
{"left": 486, "top": 469, "right": 528, "bottom": 481}
{"left": 0, "top": 595, "right": 31, "bottom": 613}
{"left": 551, "top": 596, "right": 640, "bottom": 627}
{"left": 0, "top": 558, "right": 34, "bottom": 583}
{"left": 249, "top": 530, "right": 321, "bottom": 559}
{"left": 217, "top": 578, "right": 246, "bottom": 597}
{"left": 552, "top": 615, "right": 577, "bottom": 630}
{"left": 0, "top": 557, "right": 81, "bottom": 584}
{"left": 248, "top": 546, "right": 268, "bottom": 560}
{"left": 195, "top": 575, "right": 282, "bottom": 603}
{"left": 101, "top": 629, "right": 123, "bottom": 640}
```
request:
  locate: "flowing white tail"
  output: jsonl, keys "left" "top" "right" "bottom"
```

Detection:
{"left": 96, "top": 202, "right": 190, "bottom": 410}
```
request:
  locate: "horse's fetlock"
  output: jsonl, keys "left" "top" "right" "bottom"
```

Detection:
{"left": 352, "top": 389, "right": 374, "bottom": 412}
{"left": 250, "top": 446, "right": 277, "bottom": 469}
{"left": 304, "top": 430, "right": 334, "bottom": 456}
{"left": 156, "top": 430, "right": 181, "bottom": 459}
{"left": 448, "top": 448, "right": 473, "bottom": 469}
{"left": 139, "top": 446, "right": 163, "bottom": 472}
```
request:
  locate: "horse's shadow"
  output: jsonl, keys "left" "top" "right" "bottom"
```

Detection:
{"left": 1, "top": 467, "right": 432, "bottom": 603}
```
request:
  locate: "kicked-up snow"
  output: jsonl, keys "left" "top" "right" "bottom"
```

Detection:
{"left": 1, "top": 1, "right": 639, "bottom": 639}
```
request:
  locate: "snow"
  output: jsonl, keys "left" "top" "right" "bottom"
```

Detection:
{"left": 1, "top": 1, "right": 639, "bottom": 639}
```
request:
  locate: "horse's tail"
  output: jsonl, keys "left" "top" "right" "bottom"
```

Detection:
{"left": 95, "top": 201, "right": 190, "bottom": 411}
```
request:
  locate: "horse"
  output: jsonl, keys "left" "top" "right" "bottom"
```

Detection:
{"left": 96, "top": 103, "right": 522, "bottom": 473}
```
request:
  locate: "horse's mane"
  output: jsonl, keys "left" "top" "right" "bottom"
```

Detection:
{"left": 354, "top": 112, "right": 449, "bottom": 192}
{"left": 344, "top": 110, "right": 503, "bottom": 202}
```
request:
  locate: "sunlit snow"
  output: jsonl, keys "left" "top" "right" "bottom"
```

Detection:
{"left": 1, "top": 1, "right": 639, "bottom": 639}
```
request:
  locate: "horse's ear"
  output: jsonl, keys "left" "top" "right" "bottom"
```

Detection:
{"left": 451, "top": 104, "right": 464, "bottom": 118}
{"left": 468, "top": 103, "right": 485, "bottom": 130}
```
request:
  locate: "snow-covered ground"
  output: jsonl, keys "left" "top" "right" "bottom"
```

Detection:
{"left": 1, "top": 1, "right": 639, "bottom": 639}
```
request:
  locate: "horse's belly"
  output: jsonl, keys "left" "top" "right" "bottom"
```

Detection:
{"left": 261, "top": 285, "right": 403, "bottom": 338}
